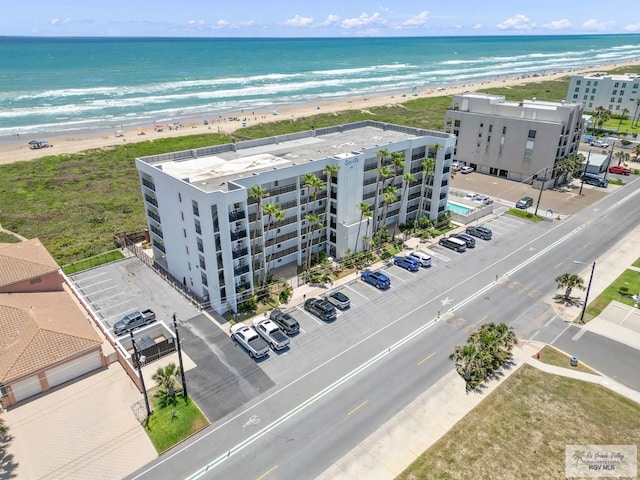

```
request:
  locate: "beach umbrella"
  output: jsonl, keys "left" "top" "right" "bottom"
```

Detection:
{"left": 39, "top": 140, "right": 48, "bottom": 145}
{"left": 28, "top": 140, "right": 39, "bottom": 144}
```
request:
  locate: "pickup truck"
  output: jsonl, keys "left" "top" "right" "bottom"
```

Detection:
{"left": 252, "top": 318, "right": 290, "bottom": 350}
{"left": 361, "top": 269, "right": 391, "bottom": 289}
{"left": 113, "top": 309, "right": 156, "bottom": 336}
{"left": 230, "top": 324, "right": 270, "bottom": 358}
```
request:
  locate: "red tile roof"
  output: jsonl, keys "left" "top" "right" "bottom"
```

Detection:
{"left": 0, "top": 239, "right": 60, "bottom": 287}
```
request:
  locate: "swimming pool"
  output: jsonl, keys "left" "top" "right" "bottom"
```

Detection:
{"left": 447, "top": 201, "right": 474, "bottom": 215}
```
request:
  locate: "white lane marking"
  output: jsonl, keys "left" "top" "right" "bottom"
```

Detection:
{"left": 297, "top": 306, "right": 323, "bottom": 325}
{"left": 345, "top": 284, "right": 369, "bottom": 300}
{"left": 76, "top": 279, "right": 112, "bottom": 289}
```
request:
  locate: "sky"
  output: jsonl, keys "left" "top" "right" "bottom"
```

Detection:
{"left": 2, "top": 0, "right": 640, "bottom": 37}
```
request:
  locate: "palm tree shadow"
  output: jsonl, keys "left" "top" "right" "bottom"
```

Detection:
{"left": 0, "top": 432, "right": 19, "bottom": 480}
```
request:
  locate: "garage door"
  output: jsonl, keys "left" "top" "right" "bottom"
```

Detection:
{"left": 11, "top": 375, "right": 43, "bottom": 402}
{"left": 46, "top": 351, "right": 103, "bottom": 389}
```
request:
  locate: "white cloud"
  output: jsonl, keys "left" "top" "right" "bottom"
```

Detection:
{"left": 212, "top": 19, "right": 256, "bottom": 30}
{"left": 472, "top": 23, "right": 483, "bottom": 30}
{"left": 50, "top": 18, "right": 71, "bottom": 26}
{"left": 543, "top": 19, "right": 572, "bottom": 30}
{"left": 624, "top": 23, "right": 640, "bottom": 32}
{"left": 320, "top": 14, "right": 340, "bottom": 26}
{"left": 496, "top": 14, "right": 535, "bottom": 31}
{"left": 581, "top": 18, "right": 615, "bottom": 31}
{"left": 400, "top": 11, "right": 430, "bottom": 28}
{"left": 285, "top": 14, "right": 314, "bottom": 27}
{"left": 341, "top": 12, "right": 382, "bottom": 29}
{"left": 187, "top": 19, "right": 206, "bottom": 27}
{"left": 214, "top": 20, "right": 229, "bottom": 29}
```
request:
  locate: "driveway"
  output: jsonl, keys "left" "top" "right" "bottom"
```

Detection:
{"left": 3, "top": 366, "right": 156, "bottom": 480}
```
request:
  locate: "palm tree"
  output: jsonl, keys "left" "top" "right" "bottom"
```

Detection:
{"left": 449, "top": 343, "right": 488, "bottom": 391}
{"left": 302, "top": 173, "right": 325, "bottom": 268}
{"left": 304, "top": 213, "right": 321, "bottom": 270}
{"left": 555, "top": 273, "right": 585, "bottom": 302}
{"left": 633, "top": 144, "right": 640, "bottom": 162}
{"left": 249, "top": 185, "right": 269, "bottom": 281}
{"left": 398, "top": 172, "right": 416, "bottom": 238}
{"left": 390, "top": 151, "right": 406, "bottom": 183}
{"left": 323, "top": 164, "right": 340, "bottom": 225}
{"left": 261, "top": 203, "right": 285, "bottom": 287}
{"left": 152, "top": 362, "right": 182, "bottom": 406}
{"left": 593, "top": 106, "right": 612, "bottom": 135}
{"left": 372, "top": 149, "right": 390, "bottom": 233}
{"left": 379, "top": 185, "right": 398, "bottom": 235}
{"left": 374, "top": 165, "right": 394, "bottom": 235}
{"left": 354, "top": 201, "right": 372, "bottom": 254}
{"left": 617, "top": 107, "right": 630, "bottom": 132}
{"left": 415, "top": 157, "right": 436, "bottom": 229}
{"left": 633, "top": 98, "right": 640, "bottom": 127}
{"left": 614, "top": 151, "right": 630, "bottom": 166}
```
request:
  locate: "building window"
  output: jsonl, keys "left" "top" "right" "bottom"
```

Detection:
{"left": 573, "top": 94, "right": 578, "bottom": 99}
{"left": 576, "top": 80, "right": 581, "bottom": 85}
{"left": 30, "top": 277, "right": 42, "bottom": 285}
{"left": 502, "top": 126, "right": 507, "bottom": 134}
{"left": 197, "top": 238, "right": 204, "bottom": 253}
{"left": 194, "top": 219, "right": 202, "bottom": 235}
{"left": 583, "top": 95, "right": 588, "bottom": 100}
{"left": 192, "top": 200, "right": 199, "bottom": 217}
{"left": 178, "top": 192, "right": 182, "bottom": 202}
{"left": 586, "top": 80, "right": 591, "bottom": 86}
{"left": 528, "top": 130, "right": 536, "bottom": 139}
{"left": 183, "top": 228, "right": 187, "bottom": 238}
{"left": 610, "top": 97, "right": 615, "bottom": 103}
{"left": 186, "top": 245, "right": 189, "bottom": 254}
{"left": 593, "top": 81, "right": 598, "bottom": 86}
{"left": 612, "top": 90, "right": 617, "bottom": 95}
{"left": 181, "top": 211, "right": 184, "bottom": 221}
{"left": 480, "top": 123, "right": 484, "bottom": 128}
{"left": 574, "top": 87, "right": 579, "bottom": 93}
{"left": 615, "top": 105, "right": 621, "bottom": 110}
{"left": 618, "top": 98, "right": 623, "bottom": 103}
{"left": 199, "top": 255, "right": 206, "bottom": 270}
{"left": 620, "top": 90, "right": 625, "bottom": 96}
{"left": 590, "top": 96, "right": 594, "bottom": 101}
{"left": 201, "top": 272, "right": 208, "bottom": 287}
{"left": 488, "top": 124, "right": 493, "bottom": 132}
{"left": 454, "top": 120, "right": 461, "bottom": 127}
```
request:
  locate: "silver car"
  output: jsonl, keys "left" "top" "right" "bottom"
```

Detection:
{"left": 325, "top": 290, "right": 351, "bottom": 310}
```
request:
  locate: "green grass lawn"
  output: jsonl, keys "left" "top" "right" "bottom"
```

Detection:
{"left": 0, "top": 232, "right": 21, "bottom": 243}
{"left": 477, "top": 77, "right": 571, "bottom": 103}
{"left": 397, "top": 365, "right": 640, "bottom": 480}
{"left": 585, "top": 268, "right": 640, "bottom": 322}
{"left": 144, "top": 396, "right": 209, "bottom": 453}
{"left": 506, "top": 208, "right": 543, "bottom": 222}
{"left": 61, "top": 249, "right": 125, "bottom": 274}
{"left": 535, "top": 345, "right": 597, "bottom": 374}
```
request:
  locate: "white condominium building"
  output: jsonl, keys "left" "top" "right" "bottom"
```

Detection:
{"left": 567, "top": 72, "right": 640, "bottom": 113}
{"left": 135, "top": 121, "right": 456, "bottom": 313}
{"left": 444, "top": 94, "right": 584, "bottom": 183}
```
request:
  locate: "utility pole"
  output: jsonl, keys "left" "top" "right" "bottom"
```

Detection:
{"left": 534, "top": 167, "right": 548, "bottom": 217}
{"left": 603, "top": 142, "right": 615, "bottom": 180}
{"left": 580, "top": 261, "right": 596, "bottom": 324}
{"left": 173, "top": 313, "right": 188, "bottom": 400}
{"left": 130, "top": 331, "right": 152, "bottom": 418}
{"left": 579, "top": 152, "right": 591, "bottom": 196}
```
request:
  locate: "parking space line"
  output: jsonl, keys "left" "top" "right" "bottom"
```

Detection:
{"left": 96, "top": 299, "right": 137, "bottom": 311}
{"left": 102, "top": 307, "right": 141, "bottom": 322}
{"left": 81, "top": 285, "right": 119, "bottom": 295}
{"left": 95, "top": 291, "right": 128, "bottom": 302}
{"left": 77, "top": 279, "right": 112, "bottom": 290}
{"left": 71, "top": 271, "right": 108, "bottom": 282}
{"left": 382, "top": 269, "right": 406, "bottom": 282}
{"left": 344, "top": 284, "right": 369, "bottom": 300}
{"left": 297, "top": 306, "right": 323, "bottom": 325}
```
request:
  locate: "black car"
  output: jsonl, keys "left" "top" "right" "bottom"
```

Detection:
{"left": 451, "top": 233, "right": 476, "bottom": 248}
{"left": 270, "top": 309, "right": 300, "bottom": 335}
{"left": 465, "top": 225, "right": 493, "bottom": 240}
{"left": 516, "top": 196, "right": 534, "bottom": 209}
{"left": 304, "top": 298, "right": 338, "bottom": 321}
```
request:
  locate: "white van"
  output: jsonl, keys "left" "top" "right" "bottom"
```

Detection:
{"left": 408, "top": 250, "right": 432, "bottom": 267}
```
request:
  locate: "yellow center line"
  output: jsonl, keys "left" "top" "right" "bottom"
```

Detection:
{"left": 347, "top": 400, "right": 368, "bottom": 416}
{"left": 417, "top": 352, "right": 435, "bottom": 366}
{"left": 256, "top": 465, "right": 278, "bottom": 480}
{"left": 555, "top": 262, "right": 563, "bottom": 269}
{"left": 473, "top": 315, "right": 488, "bottom": 326}
{"left": 583, "top": 242, "right": 591, "bottom": 249}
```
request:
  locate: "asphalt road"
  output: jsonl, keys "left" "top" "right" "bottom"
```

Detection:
{"left": 128, "top": 177, "right": 640, "bottom": 480}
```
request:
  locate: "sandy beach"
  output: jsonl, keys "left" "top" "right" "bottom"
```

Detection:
{"left": 2, "top": 61, "right": 638, "bottom": 166}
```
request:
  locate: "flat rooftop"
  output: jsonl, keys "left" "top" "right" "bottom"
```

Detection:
{"left": 140, "top": 122, "right": 451, "bottom": 192}
{"left": 577, "top": 72, "right": 639, "bottom": 81}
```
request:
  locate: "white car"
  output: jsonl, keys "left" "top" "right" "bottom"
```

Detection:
{"left": 252, "top": 318, "right": 290, "bottom": 350}
{"left": 460, "top": 166, "right": 474, "bottom": 174}
{"left": 590, "top": 140, "right": 609, "bottom": 148}
{"left": 408, "top": 250, "right": 432, "bottom": 267}
{"left": 451, "top": 161, "right": 462, "bottom": 171}
{"left": 230, "top": 323, "right": 270, "bottom": 358}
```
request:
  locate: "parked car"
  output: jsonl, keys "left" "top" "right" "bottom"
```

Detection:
{"left": 270, "top": 309, "right": 300, "bottom": 335}
{"left": 230, "top": 324, "right": 270, "bottom": 358}
{"left": 465, "top": 225, "right": 493, "bottom": 240}
{"left": 361, "top": 269, "right": 391, "bottom": 289}
{"left": 451, "top": 161, "right": 461, "bottom": 171}
{"left": 451, "top": 233, "right": 476, "bottom": 248}
{"left": 325, "top": 290, "right": 351, "bottom": 310}
{"left": 113, "top": 309, "right": 156, "bottom": 336}
{"left": 608, "top": 165, "right": 631, "bottom": 175}
{"left": 460, "top": 166, "right": 474, "bottom": 174}
{"left": 590, "top": 140, "right": 609, "bottom": 148}
{"left": 252, "top": 318, "right": 290, "bottom": 350}
{"left": 408, "top": 250, "right": 432, "bottom": 267}
{"left": 516, "top": 196, "right": 534, "bottom": 209}
{"left": 582, "top": 173, "right": 608, "bottom": 188}
{"left": 393, "top": 255, "right": 420, "bottom": 272}
{"left": 304, "top": 298, "right": 338, "bottom": 321}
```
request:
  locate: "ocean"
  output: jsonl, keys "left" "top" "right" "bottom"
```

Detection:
{"left": 1, "top": 35, "right": 639, "bottom": 139}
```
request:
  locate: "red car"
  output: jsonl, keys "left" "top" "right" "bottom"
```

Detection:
{"left": 608, "top": 165, "right": 631, "bottom": 175}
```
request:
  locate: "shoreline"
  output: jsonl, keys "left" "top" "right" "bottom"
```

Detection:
{"left": 2, "top": 60, "right": 639, "bottom": 165}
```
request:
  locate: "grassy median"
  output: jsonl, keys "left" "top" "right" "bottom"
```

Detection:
{"left": 397, "top": 365, "right": 640, "bottom": 480}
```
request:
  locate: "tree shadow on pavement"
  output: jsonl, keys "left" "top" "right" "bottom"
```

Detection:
{"left": 0, "top": 430, "right": 18, "bottom": 480}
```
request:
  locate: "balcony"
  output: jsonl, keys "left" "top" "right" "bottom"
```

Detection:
{"left": 234, "top": 265, "right": 250, "bottom": 276}
{"left": 152, "top": 240, "right": 165, "bottom": 253}
{"left": 147, "top": 210, "right": 161, "bottom": 223}
{"left": 150, "top": 225, "right": 163, "bottom": 239}
{"left": 229, "top": 210, "right": 246, "bottom": 222}
{"left": 144, "top": 194, "right": 158, "bottom": 207}
{"left": 235, "top": 281, "right": 251, "bottom": 291}
{"left": 141, "top": 178, "right": 156, "bottom": 191}
{"left": 232, "top": 247, "right": 249, "bottom": 259}
{"left": 230, "top": 230, "right": 247, "bottom": 241}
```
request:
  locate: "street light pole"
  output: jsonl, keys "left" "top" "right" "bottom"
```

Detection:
{"left": 130, "top": 331, "right": 152, "bottom": 418}
{"left": 579, "top": 151, "right": 591, "bottom": 196}
{"left": 534, "top": 167, "right": 548, "bottom": 217}
{"left": 172, "top": 313, "right": 188, "bottom": 400}
{"left": 574, "top": 261, "right": 596, "bottom": 324}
